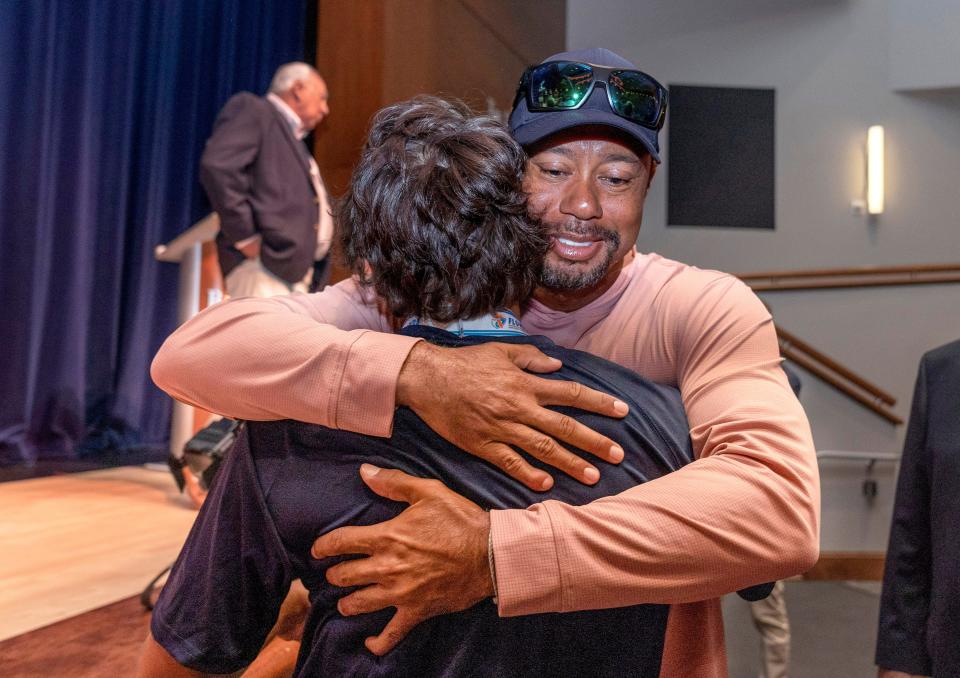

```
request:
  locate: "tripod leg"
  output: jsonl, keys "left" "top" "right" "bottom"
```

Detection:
{"left": 140, "top": 564, "right": 173, "bottom": 611}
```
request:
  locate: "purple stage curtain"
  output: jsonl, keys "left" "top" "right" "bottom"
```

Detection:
{"left": 0, "top": 1, "right": 306, "bottom": 465}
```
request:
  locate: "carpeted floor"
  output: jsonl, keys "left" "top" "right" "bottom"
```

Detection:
{"left": 0, "top": 596, "right": 150, "bottom": 678}
{"left": 723, "top": 580, "right": 882, "bottom": 677}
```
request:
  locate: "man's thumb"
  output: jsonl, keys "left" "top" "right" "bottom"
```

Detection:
{"left": 359, "top": 464, "right": 428, "bottom": 504}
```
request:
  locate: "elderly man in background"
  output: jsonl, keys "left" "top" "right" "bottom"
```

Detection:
{"left": 201, "top": 61, "right": 333, "bottom": 297}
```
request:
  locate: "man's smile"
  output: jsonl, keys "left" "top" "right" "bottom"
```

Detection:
{"left": 551, "top": 234, "right": 604, "bottom": 261}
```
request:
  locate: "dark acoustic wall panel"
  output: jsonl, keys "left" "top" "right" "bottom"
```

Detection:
{"left": 667, "top": 85, "right": 775, "bottom": 229}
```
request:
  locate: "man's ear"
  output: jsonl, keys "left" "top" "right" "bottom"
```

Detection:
{"left": 646, "top": 158, "right": 657, "bottom": 189}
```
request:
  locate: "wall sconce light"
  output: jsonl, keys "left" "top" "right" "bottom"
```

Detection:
{"left": 851, "top": 125, "right": 885, "bottom": 217}
{"left": 867, "top": 125, "right": 884, "bottom": 215}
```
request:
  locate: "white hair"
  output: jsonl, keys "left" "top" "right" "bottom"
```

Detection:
{"left": 268, "top": 62, "right": 321, "bottom": 94}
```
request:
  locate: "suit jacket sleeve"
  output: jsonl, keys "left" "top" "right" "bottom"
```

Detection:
{"left": 875, "top": 358, "right": 933, "bottom": 676}
{"left": 200, "top": 94, "right": 262, "bottom": 244}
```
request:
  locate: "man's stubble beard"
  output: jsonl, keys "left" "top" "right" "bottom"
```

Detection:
{"left": 539, "top": 223, "right": 622, "bottom": 292}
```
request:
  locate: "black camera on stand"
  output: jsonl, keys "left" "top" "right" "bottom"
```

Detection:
{"left": 167, "top": 418, "right": 242, "bottom": 492}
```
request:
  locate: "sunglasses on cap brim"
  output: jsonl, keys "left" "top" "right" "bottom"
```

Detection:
{"left": 515, "top": 60, "right": 668, "bottom": 131}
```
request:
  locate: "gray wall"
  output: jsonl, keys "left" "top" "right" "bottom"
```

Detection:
{"left": 889, "top": 0, "right": 960, "bottom": 90}
{"left": 567, "top": 0, "right": 960, "bottom": 550}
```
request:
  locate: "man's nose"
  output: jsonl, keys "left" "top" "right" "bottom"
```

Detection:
{"left": 559, "top": 178, "right": 602, "bottom": 221}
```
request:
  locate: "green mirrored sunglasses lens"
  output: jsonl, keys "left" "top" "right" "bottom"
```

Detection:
{"left": 530, "top": 61, "right": 593, "bottom": 109}
{"left": 608, "top": 71, "right": 660, "bottom": 125}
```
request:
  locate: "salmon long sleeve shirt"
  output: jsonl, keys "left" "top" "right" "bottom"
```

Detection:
{"left": 151, "top": 251, "right": 820, "bottom": 678}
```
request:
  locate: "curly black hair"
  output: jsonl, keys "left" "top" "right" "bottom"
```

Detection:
{"left": 337, "top": 96, "right": 547, "bottom": 323}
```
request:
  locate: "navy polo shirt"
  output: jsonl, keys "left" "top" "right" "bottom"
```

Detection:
{"left": 152, "top": 326, "right": 694, "bottom": 677}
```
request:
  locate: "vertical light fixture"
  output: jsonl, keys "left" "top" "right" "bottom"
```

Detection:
{"left": 867, "top": 125, "right": 884, "bottom": 215}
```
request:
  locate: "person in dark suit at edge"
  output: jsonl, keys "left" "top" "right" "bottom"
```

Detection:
{"left": 201, "top": 62, "right": 333, "bottom": 298}
{"left": 876, "top": 338, "right": 960, "bottom": 678}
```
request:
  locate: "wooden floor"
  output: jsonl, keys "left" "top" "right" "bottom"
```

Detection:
{"left": 0, "top": 466, "right": 197, "bottom": 641}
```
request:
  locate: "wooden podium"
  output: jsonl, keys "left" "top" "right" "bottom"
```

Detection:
{"left": 154, "top": 213, "right": 224, "bottom": 460}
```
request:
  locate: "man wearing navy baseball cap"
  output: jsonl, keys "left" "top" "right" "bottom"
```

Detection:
{"left": 509, "top": 48, "right": 665, "bottom": 161}
{"left": 308, "top": 48, "right": 817, "bottom": 677}
{"left": 502, "top": 48, "right": 669, "bottom": 305}
{"left": 152, "top": 48, "right": 819, "bottom": 677}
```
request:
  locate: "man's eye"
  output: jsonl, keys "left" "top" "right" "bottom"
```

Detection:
{"left": 603, "top": 176, "right": 631, "bottom": 186}
{"left": 534, "top": 164, "right": 568, "bottom": 178}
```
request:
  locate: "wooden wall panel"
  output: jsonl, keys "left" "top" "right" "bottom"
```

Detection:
{"left": 382, "top": 0, "right": 566, "bottom": 112}
{"left": 314, "top": 1, "right": 385, "bottom": 197}
{"left": 314, "top": 0, "right": 566, "bottom": 283}
{"left": 420, "top": 0, "right": 529, "bottom": 111}
{"left": 459, "top": 0, "right": 567, "bottom": 66}
{"left": 314, "top": 1, "right": 386, "bottom": 282}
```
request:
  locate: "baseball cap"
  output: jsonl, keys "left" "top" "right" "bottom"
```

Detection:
{"left": 508, "top": 48, "right": 664, "bottom": 162}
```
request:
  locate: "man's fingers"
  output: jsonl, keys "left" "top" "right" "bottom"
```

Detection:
{"left": 510, "top": 427, "right": 600, "bottom": 485}
{"left": 535, "top": 376, "right": 629, "bottom": 418}
{"left": 311, "top": 525, "right": 377, "bottom": 559}
{"left": 477, "top": 441, "right": 554, "bottom": 491}
{"left": 325, "top": 557, "right": 381, "bottom": 589}
{"left": 364, "top": 609, "right": 422, "bottom": 656}
{"left": 336, "top": 584, "right": 391, "bottom": 617}
{"left": 499, "top": 343, "right": 563, "bottom": 374}
{"left": 358, "top": 464, "right": 439, "bottom": 505}
{"left": 532, "top": 409, "right": 625, "bottom": 465}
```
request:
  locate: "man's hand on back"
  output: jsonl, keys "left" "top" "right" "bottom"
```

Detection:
{"left": 313, "top": 465, "right": 492, "bottom": 656}
{"left": 396, "top": 341, "right": 628, "bottom": 490}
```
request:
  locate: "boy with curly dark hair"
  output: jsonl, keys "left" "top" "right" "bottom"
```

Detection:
{"left": 340, "top": 96, "right": 547, "bottom": 324}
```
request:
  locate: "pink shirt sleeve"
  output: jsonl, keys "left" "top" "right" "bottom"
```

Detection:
{"left": 150, "top": 281, "right": 421, "bottom": 437}
{"left": 490, "top": 275, "right": 820, "bottom": 615}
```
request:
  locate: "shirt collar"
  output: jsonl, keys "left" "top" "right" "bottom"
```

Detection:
{"left": 524, "top": 248, "right": 638, "bottom": 328}
{"left": 267, "top": 92, "right": 307, "bottom": 140}
{"left": 403, "top": 309, "right": 526, "bottom": 337}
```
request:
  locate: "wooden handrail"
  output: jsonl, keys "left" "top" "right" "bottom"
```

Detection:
{"left": 749, "top": 274, "right": 960, "bottom": 292}
{"left": 738, "top": 262, "right": 960, "bottom": 280}
{"left": 777, "top": 328, "right": 896, "bottom": 405}
{"left": 782, "top": 347, "right": 903, "bottom": 425}
{"left": 736, "top": 262, "right": 960, "bottom": 292}
{"left": 777, "top": 327, "right": 903, "bottom": 425}
{"left": 802, "top": 551, "right": 886, "bottom": 581}
{"left": 731, "top": 263, "right": 951, "bottom": 421}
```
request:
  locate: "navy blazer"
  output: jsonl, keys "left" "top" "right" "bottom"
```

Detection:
{"left": 876, "top": 338, "right": 960, "bottom": 677}
{"left": 200, "top": 92, "right": 319, "bottom": 284}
